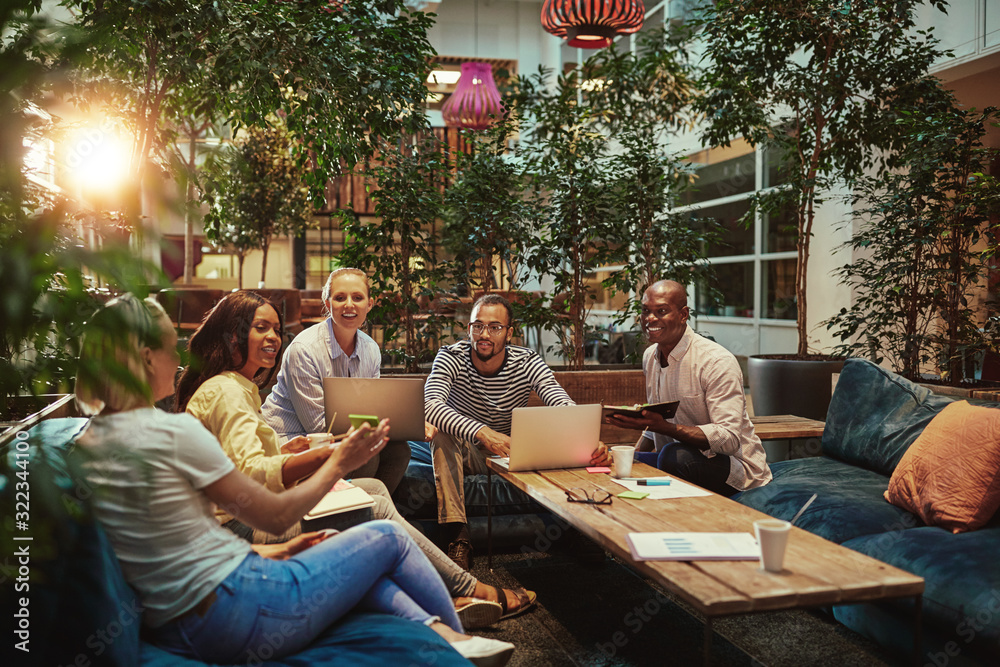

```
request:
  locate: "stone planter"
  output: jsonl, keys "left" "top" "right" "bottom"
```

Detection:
{"left": 747, "top": 355, "right": 846, "bottom": 422}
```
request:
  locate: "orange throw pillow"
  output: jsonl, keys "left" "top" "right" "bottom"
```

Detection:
{"left": 885, "top": 400, "right": 1000, "bottom": 533}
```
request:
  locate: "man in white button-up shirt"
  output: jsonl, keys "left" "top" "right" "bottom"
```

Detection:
{"left": 607, "top": 280, "right": 771, "bottom": 496}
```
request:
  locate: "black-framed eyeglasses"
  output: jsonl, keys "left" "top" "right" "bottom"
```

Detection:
{"left": 469, "top": 322, "right": 509, "bottom": 336}
{"left": 565, "top": 488, "right": 613, "bottom": 505}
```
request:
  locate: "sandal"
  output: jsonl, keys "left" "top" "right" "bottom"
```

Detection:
{"left": 455, "top": 598, "right": 503, "bottom": 629}
{"left": 490, "top": 585, "right": 537, "bottom": 621}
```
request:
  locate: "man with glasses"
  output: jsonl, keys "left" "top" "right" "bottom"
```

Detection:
{"left": 606, "top": 280, "right": 771, "bottom": 497}
{"left": 425, "top": 293, "right": 610, "bottom": 572}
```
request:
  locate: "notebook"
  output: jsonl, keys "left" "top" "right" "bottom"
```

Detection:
{"left": 304, "top": 480, "right": 376, "bottom": 520}
{"left": 496, "top": 403, "right": 603, "bottom": 472}
{"left": 322, "top": 376, "right": 426, "bottom": 441}
{"left": 602, "top": 400, "right": 680, "bottom": 420}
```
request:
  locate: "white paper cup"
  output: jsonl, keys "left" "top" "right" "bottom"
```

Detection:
{"left": 306, "top": 433, "right": 334, "bottom": 449}
{"left": 754, "top": 519, "right": 791, "bottom": 572}
{"left": 611, "top": 445, "right": 635, "bottom": 478}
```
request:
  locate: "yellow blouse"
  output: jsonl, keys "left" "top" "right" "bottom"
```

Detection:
{"left": 186, "top": 371, "right": 291, "bottom": 522}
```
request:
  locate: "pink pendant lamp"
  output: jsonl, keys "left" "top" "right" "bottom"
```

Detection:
{"left": 441, "top": 61, "right": 505, "bottom": 131}
{"left": 541, "top": 0, "right": 646, "bottom": 49}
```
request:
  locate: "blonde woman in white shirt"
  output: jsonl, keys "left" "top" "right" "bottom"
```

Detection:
{"left": 74, "top": 293, "right": 514, "bottom": 666}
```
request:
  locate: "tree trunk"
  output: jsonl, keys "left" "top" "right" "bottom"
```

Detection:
{"left": 260, "top": 238, "right": 270, "bottom": 287}
{"left": 183, "top": 130, "right": 198, "bottom": 284}
{"left": 237, "top": 252, "right": 245, "bottom": 289}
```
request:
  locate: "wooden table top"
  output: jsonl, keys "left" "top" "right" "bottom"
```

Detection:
{"left": 750, "top": 414, "right": 826, "bottom": 440}
{"left": 487, "top": 461, "right": 922, "bottom": 618}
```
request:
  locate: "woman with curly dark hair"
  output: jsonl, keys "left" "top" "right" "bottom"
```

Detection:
{"left": 176, "top": 290, "right": 519, "bottom": 629}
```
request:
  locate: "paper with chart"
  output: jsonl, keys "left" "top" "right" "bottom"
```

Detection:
{"left": 611, "top": 476, "right": 712, "bottom": 499}
{"left": 626, "top": 532, "right": 760, "bottom": 561}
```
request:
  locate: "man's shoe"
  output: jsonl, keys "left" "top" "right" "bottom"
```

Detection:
{"left": 450, "top": 636, "right": 515, "bottom": 667}
{"left": 447, "top": 538, "right": 474, "bottom": 571}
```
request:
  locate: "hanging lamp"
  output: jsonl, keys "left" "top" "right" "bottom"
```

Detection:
{"left": 441, "top": 61, "right": 505, "bottom": 130}
{"left": 541, "top": 0, "right": 646, "bottom": 49}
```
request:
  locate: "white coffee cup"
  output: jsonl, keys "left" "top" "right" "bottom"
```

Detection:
{"left": 306, "top": 433, "right": 334, "bottom": 449}
{"left": 754, "top": 519, "right": 791, "bottom": 572}
{"left": 611, "top": 445, "right": 635, "bottom": 478}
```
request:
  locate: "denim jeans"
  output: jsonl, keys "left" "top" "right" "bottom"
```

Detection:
{"left": 151, "top": 520, "right": 462, "bottom": 664}
{"left": 346, "top": 439, "right": 411, "bottom": 495}
{"left": 226, "top": 478, "right": 479, "bottom": 598}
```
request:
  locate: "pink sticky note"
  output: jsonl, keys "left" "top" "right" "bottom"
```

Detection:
{"left": 586, "top": 466, "right": 612, "bottom": 473}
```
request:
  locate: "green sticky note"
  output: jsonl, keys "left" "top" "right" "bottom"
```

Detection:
{"left": 617, "top": 490, "right": 649, "bottom": 500}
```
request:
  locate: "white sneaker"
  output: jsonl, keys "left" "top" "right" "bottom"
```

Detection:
{"left": 450, "top": 636, "right": 515, "bottom": 667}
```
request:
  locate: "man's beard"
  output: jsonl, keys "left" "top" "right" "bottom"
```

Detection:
{"left": 474, "top": 341, "right": 501, "bottom": 362}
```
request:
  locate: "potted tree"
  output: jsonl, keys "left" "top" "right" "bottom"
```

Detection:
{"left": 1, "top": 5, "right": 158, "bottom": 423}
{"left": 826, "top": 102, "right": 1000, "bottom": 391}
{"left": 582, "top": 27, "right": 719, "bottom": 350}
{"left": 339, "top": 134, "right": 453, "bottom": 371}
{"left": 201, "top": 122, "right": 315, "bottom": 289}
{"left": 511, "top": 66, "right": 621, "bottom": 369}
{"left": 698, "top": 0, "right": 950, "bottom": 419}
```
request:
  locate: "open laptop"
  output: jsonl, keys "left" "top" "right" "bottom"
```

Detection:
{"left": 496, "top": 403, "right": 603, "bottom": 472}
{"left": 322, "top": 377, "right": 426, "bottom": 441}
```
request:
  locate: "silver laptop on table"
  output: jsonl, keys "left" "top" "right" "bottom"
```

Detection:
{"left": 321, "top": 377, "right": 426, "bottom": 441}
{"left": 497, "top": 403, "right": 603, "bottom": 472}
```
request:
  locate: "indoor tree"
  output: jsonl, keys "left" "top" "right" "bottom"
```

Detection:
{"left": 67, "top": 0, "right": 436, "bottom": 261}
{"left": 827, "top": 103, "right": 1000, "bottom": 383}
{"left": 1, "top": 2, "right": 156, "bottom": 416}
{"left": 603, "top": 128, "right": 719, "bottom": 332}
{"left": 581, "top": 26, "right": 717, "bottom": 330}
{"left": 442, "top": 117, "right": 539, "bottom": 296}
{"left": 201, "top": 123, "right": 314, "bottom": 288}
{"left": 698, "top": 0, "right": 949, "bottom": 357}
{"left": 511, "top": 67, "right": 620, "bottom": 369}
{"left": 338, "top": 134, "right": 452, "bottom": 371}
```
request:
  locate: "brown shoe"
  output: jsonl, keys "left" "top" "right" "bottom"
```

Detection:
{"left": 447, "top": 538, "right": 474, "bottom": 571}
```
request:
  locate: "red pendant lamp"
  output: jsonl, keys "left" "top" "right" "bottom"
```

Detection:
{"left": 441, "top": 61, "right": 505, "bottom": 131}
{"left": 541, "top": 0, "right": 646, "bottom": 49}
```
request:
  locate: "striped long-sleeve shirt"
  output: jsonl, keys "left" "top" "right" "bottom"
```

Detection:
{"left": 424, "top": 340, "right": 573, "bottom": 444}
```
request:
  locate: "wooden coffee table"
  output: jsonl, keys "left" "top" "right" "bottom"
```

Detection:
{"left": 485, "top": 460, "right": 923, "bottom": 666}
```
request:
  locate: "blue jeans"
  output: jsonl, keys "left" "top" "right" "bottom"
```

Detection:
{"left": 151, "top": 520, "right": 462, "bottom": 664}
{"left": 636, "top": 443, "right": 738, "bottom": 497}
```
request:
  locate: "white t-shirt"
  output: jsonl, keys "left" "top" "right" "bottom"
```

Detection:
{"left": 75, "top": 408, "right": 252, "bottom": 627}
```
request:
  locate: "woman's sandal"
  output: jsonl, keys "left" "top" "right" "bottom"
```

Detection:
{"left": 455, "top": 598, "right": 503, "bottom": 629}
{"left": 490, "top": 585, "right": 538, "bottom": 621}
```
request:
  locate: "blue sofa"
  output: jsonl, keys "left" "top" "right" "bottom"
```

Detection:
{"left": 736, "top": 359, "right": 1000, "bottom": 666}
{"left": 0, "top": 418, "right": 470, "bottom": 667}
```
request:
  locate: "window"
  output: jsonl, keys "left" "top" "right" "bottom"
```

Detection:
{"left": 687, "top": 148, "right": 797, "bottom": 324}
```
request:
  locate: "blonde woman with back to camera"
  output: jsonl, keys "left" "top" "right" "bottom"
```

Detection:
{"left": 72, "top": 293, "right": 515, "bottom": 666}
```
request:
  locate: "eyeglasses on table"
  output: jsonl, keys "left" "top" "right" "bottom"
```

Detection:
{"left": 565, "top": 488, "right": 613, "bottom": 505}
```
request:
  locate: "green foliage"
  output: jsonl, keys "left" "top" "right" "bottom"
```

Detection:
{"left": 511, "top": 67, "right": 620, "bottom": 369}
{"left": 826, "top": 104, "right": 1000, "bottom": 383}
{"left": 698, "top": 0, "right": 950, "bottom": 356}
{"left": 201, "top": 123, "right": 315, "bottom": 287}
{"left": 602, "top": 128, "right": 720, "bottom": 333}
{"left": 66, "top": 0, "right": 437, "bottom": 215}
{"left": 442, "top": 118, "right": 539, "bottom": 294}
{"left": 338, "top": 135, "right": 452, "bottom": 372}
{"left": 580, "top": 24, "right": 700, "bottom": 139}
{"left": 578, "top": 25, "right": 718, "bottom": 334}
{"left": 2, "top": 4, "right": 158, "bottom": 416}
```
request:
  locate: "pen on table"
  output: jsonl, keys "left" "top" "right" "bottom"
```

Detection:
{"left": 620, "top": 478, "right": 672, "bottom": 486}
